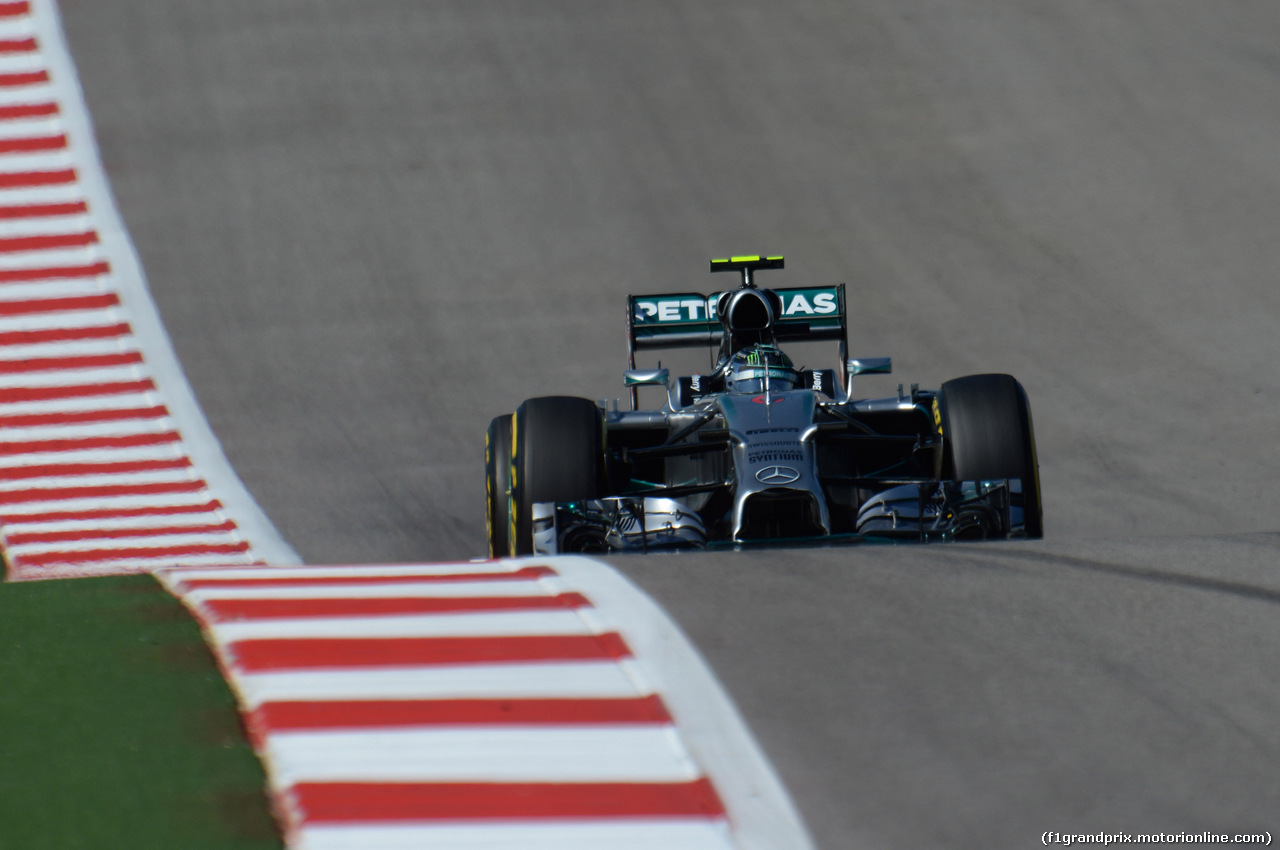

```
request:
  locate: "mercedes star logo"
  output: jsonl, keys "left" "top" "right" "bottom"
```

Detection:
{"left": 755, "top": 465, "right": 801, "bottom": 485}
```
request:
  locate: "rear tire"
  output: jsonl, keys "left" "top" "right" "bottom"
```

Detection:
{"left": 484, "top": 414, "right": 513, "bottom": 558}
{"left": 510, "top": 396, "right": 604, "bottom": 555}
{"left": 938, "top": 373, "right": 1043, "bottom": 538}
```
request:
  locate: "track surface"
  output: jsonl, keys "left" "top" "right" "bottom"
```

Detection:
{"left": 63, "top": 2, "right": 1280, "bottom": 846}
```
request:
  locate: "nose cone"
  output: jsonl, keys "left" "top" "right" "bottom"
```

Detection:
{"left": 719, "top": 392, "right": 831, "bottom": 540}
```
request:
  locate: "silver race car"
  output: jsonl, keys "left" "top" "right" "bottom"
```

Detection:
{"left": 486, "top": 256, "right": 1041, "bottom": 556}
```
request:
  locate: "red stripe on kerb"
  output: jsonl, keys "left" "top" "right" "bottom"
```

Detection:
{"left": 0, "top": 351, "right": 142, "bottom": 373}
{"left": 0, "top": 293, "right": 118, "bottom": 315}
{"left": 0, "top": 430, "right": 179, "bottom": 455}
{"left": 290, "top": 778, "right": 725, "bottom": 822}
{"left": 0, "top": 170, "right": 74, "bottom": 188}
{"left": 0, "top": 403, "right": 167, "bottom": 427}
{"left": 0, "top": 103, "right": 58, "bottom": 121}
{"left": 19, "top": 542, "right": 250, "bottom": 566}
{"left": 0, "top": 500, "right": 223, "bottom": 524}
{"left": 0, "top": 38, "right": 35, "bottom": 53}
{"left": 0, "top": 4, "right": 31, "bottom": 18}
{"left": 0, "top": 135, "right": 67, "bottom": 155}
{"left": 0, "top": 261, "right": 110, "bottom": 283}
{"left": 0, "top": 71, "right": 49, "bottom": 87}
{"left": 0, "top": 230, "right": 95, "bottom": 252}
{"left": 8, "top": 520, "right": 236, "bottom": 545}
{"left": 0, "top": 457, "right": 190, "bottom": 480}
{"left": 0, "top": 323, "right": 131, "bottom": 347}
{"left": 176, "top": 565, "right": 557, "bottom": 590}
{"left": 253, "top": 695, "right": 672, "bottom": 733}
{"left": 203, "top": 592, "right": 591, "bottom": 621}
{"left": 228, "top": 632, "right": 632, "bottom": 672}
{"left": 0, "top": 378, "right": 154, "bottom": 402}
{"left": 0, "top": 480, "right": 207, "bottom": 505}
{"left": 0, "top": 200, "right": 84, "bottom": 219}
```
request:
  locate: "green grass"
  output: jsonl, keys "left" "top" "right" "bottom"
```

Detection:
{"left": 0, "top": 574, "right": 282, "bottom": 849}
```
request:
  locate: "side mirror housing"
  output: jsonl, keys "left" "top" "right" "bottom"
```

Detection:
{"left": 845, "top": 357, "right": 892, "bottom": 401}
{"left": 624, "top": 367, "right": 670, "bottom": 388}
{"left": 847, "top": 357, "right": 892, "bottom": 376}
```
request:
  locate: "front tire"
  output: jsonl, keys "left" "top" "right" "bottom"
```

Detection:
{"left": 509, "top": 396, "right": 604, "bottom": 555}
{"left": 485, "top": 414, "right": 514, "bottom": 558}
{"left": 937, "top": 373, "right": 1043, "bottom": 538}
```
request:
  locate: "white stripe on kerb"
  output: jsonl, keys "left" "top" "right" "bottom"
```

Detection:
{"left": 17, "top": 552, "right": 260, "bottom": 577}
{"left": 0, "top": 58, "right": 41, "bottom": 78}
{"left": 0, "top": 151, "right": 73, "bottom": 173}
{"left": 264, "top": 726, "right": 698, "bottom": 784}
{"left": 0, "top": 184, "right": 84, "bottom": 205}
{"left": 0, "top": 423, "right": 182, "bottom": 448}
{"left": 211, "top": 610, "right": 595, "bottom": 642}
{"left": 0, "top": 339, "right": 134, "bottom": 360}
{"left": 7, "top": 530, "right": 245, "bottom": 556}
{"left": 0, "top": 214, "right": 93, "bottom": 238}
{"left": 0, "top": 493, "right": 218, "bottom": 517}
{"left": 0, "top": 469, "right": 199, "bottom": 492}
{"left": 168, "top": 563, "right": 541, "bottom": 581}
{"left": 1, "top": 512, "right": 231, "bottom": 533}
{"left": 0, "top": 363, "right": 143, "bottom": 388}
{"left": 295, "top": 822, "right": 735, "bottom": 850}
{"left": 0, "top": 310, "right": 124, "bottom": 335}
{"left": 235, "top": 662, "right": 646, "bottom": 709}
{"left": 0, "top": 445, "right": 183, "bottom": 468}
{"left": 0, "top": 280, "right": 107, "bottom": 300}
{"left": 183, "top": 580, "right": 557, "bottom": 601}
{"left": 0, "top": 116, "right": 64, "bottom": 137}
{"left": 0, "top": 28, "right": 38, "bottom": 45}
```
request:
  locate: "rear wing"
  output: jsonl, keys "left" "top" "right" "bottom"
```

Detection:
{"left": 628, "top": 282, "right": 848, "bottom": 356}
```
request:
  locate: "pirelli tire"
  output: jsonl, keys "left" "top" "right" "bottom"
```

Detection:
{"left": 484, "top": 414, "right": 514, "bottom": 558}
{"left": 937, "top": 373, "right": 1043, "bottom": 539}
{"left": 509, "top": 396, "right": 605, "bottom": 555}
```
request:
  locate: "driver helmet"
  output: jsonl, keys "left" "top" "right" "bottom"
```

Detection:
{"left": 727, "top": 344, "right": 799, "bottom": 393}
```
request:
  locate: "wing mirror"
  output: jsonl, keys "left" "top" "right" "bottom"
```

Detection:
{"left": 845, "top": 358, "right": 891, "bottom": 400}
{"left": 847, "top": 357, "right": 892, "bottom": 376}
{"left": 624, "top": 367, "right": 670, "bottom": 388}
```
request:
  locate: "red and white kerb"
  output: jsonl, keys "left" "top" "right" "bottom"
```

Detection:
{"left": 0, "top": 1, "right": 280, "bottom": 579}
{"left": 157, "top": 561, "right": 741, "bottom": 850}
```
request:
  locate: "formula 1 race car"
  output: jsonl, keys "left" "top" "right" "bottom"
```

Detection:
{"left": 485, "top": 256, "right": 1041, "bottom": 556}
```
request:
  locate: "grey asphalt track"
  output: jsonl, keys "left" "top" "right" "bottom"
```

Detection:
{"left": 62, "top": 2, "right": 1280, "bottom": 846}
